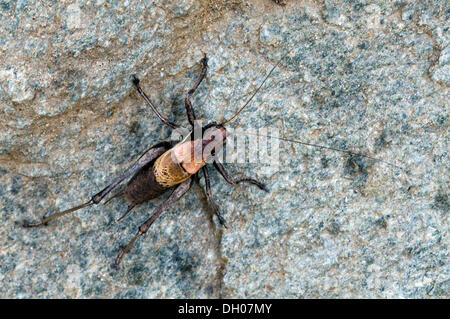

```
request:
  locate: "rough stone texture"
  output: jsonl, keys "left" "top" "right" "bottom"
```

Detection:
{"left": 0, "top": 0, "right": 448, "bottom": 298}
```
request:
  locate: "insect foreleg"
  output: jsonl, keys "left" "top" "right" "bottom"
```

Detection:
{"left": 184, "top": 54, "right": 208, "bottom": 127}
{"left": 132, "top": 75, "right": 179, "bottom": 129}
{"left": 113, "top": 177, "right": 193, "bottom": 268}
{"left": 213, "top": 161, "right": 269, "bottom": 192}
{"left": 22, "top": 143, "right": 170, "bottom": 228}
{"left": 202, "top": 166, "right": 227, "bottom": 227}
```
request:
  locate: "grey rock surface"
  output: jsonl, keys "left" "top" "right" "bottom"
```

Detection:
{"left": 0, "top": 0, "right": 448, "bottom": 298}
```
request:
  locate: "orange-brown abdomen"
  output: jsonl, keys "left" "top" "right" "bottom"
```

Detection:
{"left": 153, "top": 147, "right": 193, "bottom": 188}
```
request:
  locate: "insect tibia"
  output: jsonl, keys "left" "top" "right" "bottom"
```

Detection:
{"left": 21, "top": 200, "right": 95, "bottom": 228}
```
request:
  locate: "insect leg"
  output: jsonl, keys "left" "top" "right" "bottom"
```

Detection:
{"left": 22, "top": 143, "right": 170, "bottom": 227}
{"left": 213, "top": 161, "right": 269, "bottom": 192}
{"left": 132, "top": 75, "right": 179, "bottom": 129}
{"left": 184, "top": 54, "right": 208, "bottom": 127}
{"left": 22, "top": 201, "right": 95, "bottom": 227}
{"left": 113, "top": 177, "right": 193, "bottom": 269}
{"left": 202, "top": 166, "right": 227, "bottom": 227}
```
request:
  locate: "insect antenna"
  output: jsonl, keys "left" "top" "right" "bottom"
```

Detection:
{"left": 221, "top": 51, "right": 289, "bottom": 126}
{"left": 219, "top": 45, "right": 402, "bottom": 170}
{"left": 238, "top": 131, "right": 404, "bottom": 170}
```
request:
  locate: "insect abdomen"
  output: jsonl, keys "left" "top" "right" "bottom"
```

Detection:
{"left": 153, "top": 149, "right": 192, "bottom": 188}
{"left": 123, "top": 162, "right": 168, "bottom": 205}
{"left": 123, "top": 147, "right": 192, "bottom": 205}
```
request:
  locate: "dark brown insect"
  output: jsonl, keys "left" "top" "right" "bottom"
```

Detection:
{"left": 22, "top": 53, "right": 400, "bottom": 269}
{"left": 22, "top": 54, "right": 271, "bottom": 268}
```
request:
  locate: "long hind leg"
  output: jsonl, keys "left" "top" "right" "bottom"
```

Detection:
{"left": 184, "top": 54, "right": 208, "bottom": 127}
{"left": 113, "top": 177, "right": 193, "bottom": 268}
{"left": 22, "top": 143, "right": 170, "bottom": 227}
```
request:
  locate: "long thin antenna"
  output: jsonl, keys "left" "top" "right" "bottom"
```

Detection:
{"left": 238, "top": 131, "right": 403, "bottom": 170}
{"left": 222, "top": 51, "right": 289, "bottom": 125}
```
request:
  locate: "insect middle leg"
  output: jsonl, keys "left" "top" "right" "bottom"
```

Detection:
{"left": 213, "top": 161, "right": 269, "bottom": 192}
{"left": 184, "top": 54, "right": 208, "bottom": 127}
{"left": 113, "top": 177, "right": 193, "bottom": 268}
{"left": 201, "top": 166, "right": 227, "bottom": 227}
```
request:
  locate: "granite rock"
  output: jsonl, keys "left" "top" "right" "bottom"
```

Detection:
{"left": 0, "top": 0, "right": 448, "bottom": 298}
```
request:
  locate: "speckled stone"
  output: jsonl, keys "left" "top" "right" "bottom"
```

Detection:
{"left": 0, "top": 0, "right": 448, "bottom": 298}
